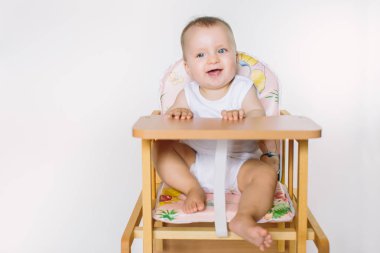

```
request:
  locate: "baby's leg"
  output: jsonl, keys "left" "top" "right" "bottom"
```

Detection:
{"left": 229, "top": 159, "right": 277, "bottom": 251}
{"left": 152, "top": 140, "right": 205, "bottom": 213}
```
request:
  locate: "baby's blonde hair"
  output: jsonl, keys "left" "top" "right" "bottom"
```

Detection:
{"left": 181, "top": 16, "right": 236, "bottom": 59}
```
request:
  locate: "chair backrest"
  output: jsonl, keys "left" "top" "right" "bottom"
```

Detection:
{"left": 159, "top": 52, "right": 280, "bottom": 116}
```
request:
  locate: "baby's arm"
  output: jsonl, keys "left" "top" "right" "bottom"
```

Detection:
{"left": 241, "top": 86, "right": 265, "bottom": 118}
{"left": 165, "top": 90, "right": 193, "bottom": 119}
{"left": 242, "top": 87, "right": 279, "bottom": 170}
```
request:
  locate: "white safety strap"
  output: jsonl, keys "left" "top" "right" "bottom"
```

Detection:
{"left": 214, "top": 140, "right": 228, "bottom": 237}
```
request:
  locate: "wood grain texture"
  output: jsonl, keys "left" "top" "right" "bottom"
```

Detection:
{"left": 133, "top": 115, "right": 321, "bottom": 140}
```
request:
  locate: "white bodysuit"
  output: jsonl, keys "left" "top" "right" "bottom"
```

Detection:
{"left": 182, "top": 75, "right": 260, "bottom": 193}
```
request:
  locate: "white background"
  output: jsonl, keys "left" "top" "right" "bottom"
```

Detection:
{"left": 1, "top": 0, "right": 379, "bottom": 252}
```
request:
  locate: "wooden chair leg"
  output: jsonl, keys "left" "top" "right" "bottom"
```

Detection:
{"left": 296, "top": 140, "right": 308, "bottom": 253}
{"left": 121, "top": 193, "right": 142, "bottom": 253}
{"left": 142, "top": 139, "right": 153, "bottom": 253}
{"left": 308, "top": 209, "right": 330, "bottom": 253}
{"left": 278, "top": 140, "right": 286, "bottom": 251}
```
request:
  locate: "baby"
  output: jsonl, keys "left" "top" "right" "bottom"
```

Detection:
{"left": 152, "top": 16, "right": 279, "bottom": 251}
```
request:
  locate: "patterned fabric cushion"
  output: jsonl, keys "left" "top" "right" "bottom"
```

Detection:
{"left": 153, "top": 182, "right": 295, "bottom": 224}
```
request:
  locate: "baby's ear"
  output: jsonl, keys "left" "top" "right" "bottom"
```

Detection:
{"left": 184, "top": 61, "right": 191, "bottom": 75}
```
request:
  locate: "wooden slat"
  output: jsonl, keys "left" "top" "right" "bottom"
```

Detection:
{"left": 281, "top": 140, "right": 286, "bottom": 184}
{"left": 154, "top": 221, "right": 164, "bottom": 252}
{"left": 278, "top": 110, "right": 288, "bottom": 252}
{"left": 277, "top": 222, "right": 286, "bottom": 252}
{"left": 289, "top": 189, "right": 297, "bottom": 253}
{"left": 288, "top": 140, "right": 294, "bottom": 198}
{"left": 164, "top": 239, "right": 283, "bottom": 253}
{"left": 150, "top": 143, "right": 156, "bottom": 201}
{"left": 150, "top": 111, "right": 162, "bottom": 187}
{"left": 133, "top": 227, "right": 315, "bottom": 240}
{"left": 133, "top": 115, "right": 321, "bottom": 140}
{"left": 279, "top": 138, "right": 286, "bottom": 251}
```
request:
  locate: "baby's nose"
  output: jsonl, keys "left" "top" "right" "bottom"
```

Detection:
{"left": 207, "top": 54, "right": 219, "bottom": 64}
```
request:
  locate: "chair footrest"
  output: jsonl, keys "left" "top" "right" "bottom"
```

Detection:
{"left": 133, "top": 226, "right": 315, "bottom": 241}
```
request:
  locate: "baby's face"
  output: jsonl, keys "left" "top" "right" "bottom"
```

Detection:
{"left": 183, "top": 23, "right": 237, "bottom": 91}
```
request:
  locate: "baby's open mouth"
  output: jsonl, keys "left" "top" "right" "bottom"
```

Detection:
{"left": 207, "top": 69, "right": 222, "bottom": 76}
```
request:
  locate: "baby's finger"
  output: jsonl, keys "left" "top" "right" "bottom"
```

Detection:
{"left": 221, "top": 110, "right": 228, "bottom": 120}
{"left": 226, "top": 111, "right": 234, "bottom": 120}
{"left": 239, "top": 109, "right": 245, "bottom": 119}
{"left": 173, "top": 109, "right": 183, "bottom": 119}
{"left": 186, "top": 111, "right": 193, "bottom": 119}
{"left": 166, "top": 110, "right": 176, "bottom": 118}
{"left": 265, "top": 234, "right": 272, "bottom": 246}
{"left": 232, "top": 110, "right": 238, "bottom": 120}
{"left": 180, "top": 110, "right": 190, "bottom": 119}
{"left": 264, "top": 239, "right": 271, "bottom": 248}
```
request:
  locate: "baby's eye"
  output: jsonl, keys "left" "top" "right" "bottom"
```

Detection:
{"left": 218, "top": 48, "right": 227, "bottom": 54}
{"left": 196, "top": 53, "right": 205, "bottom": 58}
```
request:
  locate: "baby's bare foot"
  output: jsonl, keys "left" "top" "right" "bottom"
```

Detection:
{"left": 229, "top": 213, "right": 272, "bottom": 251}
{"left": 183, "top": 187, "right": 206, "bottom": 213}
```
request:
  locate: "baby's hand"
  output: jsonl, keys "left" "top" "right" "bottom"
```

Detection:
{"left": 166, "top": 108, "right": 193, "bottom": 120}
{"left": 221, "top": 109, "right": 245, "bottom": 120}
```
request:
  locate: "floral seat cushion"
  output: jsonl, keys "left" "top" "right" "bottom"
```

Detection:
{"left": 153, "top": 182, "right": 295, "bottom": 224}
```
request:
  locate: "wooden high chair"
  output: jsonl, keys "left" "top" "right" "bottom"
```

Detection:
{"left": 121, "top": 53, "right": 329, "bottom": 253}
